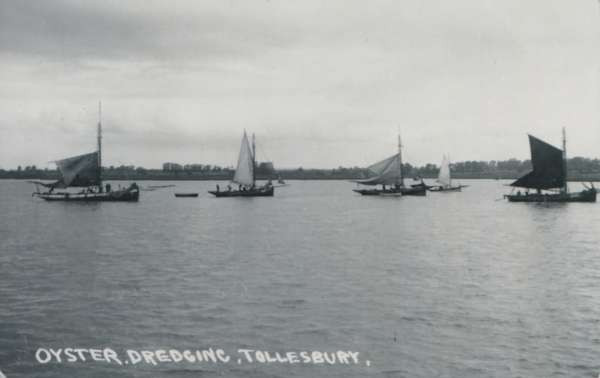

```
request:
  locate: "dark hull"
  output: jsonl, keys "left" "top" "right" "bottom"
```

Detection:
{"left": 175, "top": 193, "right": 199, "bottom": 198}
{"left": 411, "top": 183, "right": 435, "bottom": 190}
{"left": 505, "top": 189, "right": 596, "bottom": 203}
{"left": 36, "top": 187, "right": 139, "bottom": 202}
{"left": 209, "top": 187, "right": 274, "bottom": 197}
{"left": 353, "top": 189, "right": 402, "bottom": 196}
{"left": 353, "top": 186, "right": 427, "bottom": 196}
{"left": 400, "top": 186, "right": 427, "bottom": 196}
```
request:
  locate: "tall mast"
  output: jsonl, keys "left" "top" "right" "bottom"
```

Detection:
{"left": 397, "top": 133, "right": 404, "bottom": 187}
{"left": 252, "top": 133, "right": 256, "bottom": 186}
{"left": 562, "top": 127, "right": 567, "bottom": 193}
{"left": 448, "top": 154, "right": 452, "bottom": 187}
{"left": 97, "top": 101, "right": 103, "bottom": 191}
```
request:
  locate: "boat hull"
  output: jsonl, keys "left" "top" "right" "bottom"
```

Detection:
{"left": 353, "top": 189, "right": 388, "bottom": 196}
{"left": 400, "top": 186, "right": 427, "bottom": 196}
{"left": 429, "top": 185, "right": 467, "bottom": 192}
{"left": 209, "top": 186, "right": 274, "bottom": 197}
{"left": 505, "top": 189, "right": 596, "bottom": 203}
{"left": 411, "top": 184, "right": 435, "bottom": 190}
{"left": 174, "top": 193, "right": 199, "bottom": 198}
{"left": 353, "top": 186, "right": 426, "bottom": 196}
{"left": 36, "top": 187, "right": 139, "bottom": 202}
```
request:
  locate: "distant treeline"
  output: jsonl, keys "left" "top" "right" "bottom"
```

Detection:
{"left": 3, "top": 157, "right": 600, "bottom": 181}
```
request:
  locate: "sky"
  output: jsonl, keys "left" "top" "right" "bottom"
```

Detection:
{"left": 0, "top": 0, "right": 599, "bottom": 169}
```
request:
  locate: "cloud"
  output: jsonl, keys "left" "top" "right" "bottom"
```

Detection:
{"left": 0, "top": 0, "right": 299, "bottom": 62}
{"left": 0, "top": 0, "right": 599, "bottom": 169}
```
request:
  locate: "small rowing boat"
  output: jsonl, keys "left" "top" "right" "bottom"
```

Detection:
{"left": 174, "top": 193, "right": 199, "bottom": 198}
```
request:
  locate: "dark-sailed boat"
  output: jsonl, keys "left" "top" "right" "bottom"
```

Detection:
{"left": 504, "top": 129, "right": 596, "bottom": 203}
{"left": 208, "top": 131, "right": 274, "bottom": 197}
{"left": 429, "top": 155, "right": 468, "bottom": 192}
{"left": 352, "top": 134, "right": 426, "bottom": 196}
{"left": 31, "top": 104, "right": 139, "bottom": 202}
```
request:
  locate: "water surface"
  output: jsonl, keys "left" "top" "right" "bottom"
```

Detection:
{"left": 1, "top": 179, "right": 599, "bottom": 377}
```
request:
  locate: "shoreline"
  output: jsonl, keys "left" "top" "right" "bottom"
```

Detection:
{"left": 4, "top": 175, "right": 600, "bottom": 182}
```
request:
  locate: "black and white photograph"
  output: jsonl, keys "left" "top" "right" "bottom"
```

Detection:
{"left": 1, "top": 1, "right": 600, "bottom": 377}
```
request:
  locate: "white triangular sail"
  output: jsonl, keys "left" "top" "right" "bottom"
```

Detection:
{"left": 233, "top": 132, "right": 254, "bottom": 186}
{"left": 437, "top": 155, "right": 451, "bottom": 188}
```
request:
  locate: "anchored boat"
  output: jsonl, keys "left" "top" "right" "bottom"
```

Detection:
{"left": 275, "top": 174, "right": 288, "bottom": 187}
{"left": 31, "top": 104, "right": 139, "bottom": 202}
{"left": 504, "top": 129, "right": 596, "bottom": 203}
{"left": 352, "top": 134, "right": 426, "bottom": 196}
{"left": 208, "top": 131, "right": 274, "bottom": 197}
{"left": 429, "top": 155, "right": 468, "bottom": 192}
{"left": 174, "top": 193, "right": 199, "bottom": 198}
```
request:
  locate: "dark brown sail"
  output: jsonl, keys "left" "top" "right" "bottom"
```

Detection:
{"left": 31, "top": 103, "right": 140, "bottom": 202}
{"left": 510, "top": 135, "right": 565, "bottom": 190}
{"left": 53, "top": 152, "right": 101, "bottom": 188}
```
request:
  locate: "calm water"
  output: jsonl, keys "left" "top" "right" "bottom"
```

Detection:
{"left": 1, "top": 179, "right": 600, "bottom": 377}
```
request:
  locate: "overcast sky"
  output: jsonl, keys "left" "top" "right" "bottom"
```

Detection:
{"left": 1, "top": 0, "right": 599, "bottom": 169}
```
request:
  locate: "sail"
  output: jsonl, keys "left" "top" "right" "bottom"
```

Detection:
{"left": 437, "top": 155, "right": 451, "bottom": 187}
{"left": 355, "top": 153, "right": 402, "bottom": 186}
{"left": 510, "top": 135, "right": 565, "bottom": 189}
{"left": 52, "top": 151, "right": 100, "bottom": 188}
{"left": 233, "top": 132, "right": 254, "bottom": 186}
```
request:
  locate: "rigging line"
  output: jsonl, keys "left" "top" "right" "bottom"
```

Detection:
{"left": 255, "top": 140, "right": 272, "bottom": 163}
{"left": 255, "top": 140, "right": 280, "bottom": 175}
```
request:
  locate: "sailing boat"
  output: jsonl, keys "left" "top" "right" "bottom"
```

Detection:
{"left": 352, "top": 134, "right": 426, "bottom": 196}
{"left": 31, "top": 104, "right": 139, "bottom": 202}
{"left": 429, "top": 155, "right": 467, "bottom": 192}
{"left": 504, "top": 129, "right": 596, "bottom": 202}
{"left": 208, "top": 131, "right": 274, "bottom": 197}
{"left": 276, "top": 174, "right": 287, "bottom": 186}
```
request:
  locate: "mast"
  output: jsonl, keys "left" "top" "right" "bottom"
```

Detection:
{"left": 97, "top": 101, "right": 103, "bottom": 192}
{"left": 397, "top": 133, "right": 403, "bottom": 187}
{"left": 448, "top": 154, "right": 452, "bottom": 187}
{"left": 252, "top": 133, "right": 256, "bottom": 186}
{"left": 562, "top": 127, "right": 567, "bottom": 193}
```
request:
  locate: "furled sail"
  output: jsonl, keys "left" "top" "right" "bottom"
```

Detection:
{"left": 510, "top": 135, "right": 565, "bottom": 189}
{"left": 51, "top": 152, "right": 100, "bottom": 188}
{"left": 233, "top": 132, "right": 254, "bottom": 186}
{"left": 354, "top": 153, "right": 402, "bottom": 186}
{"left": 437, "top": 155, "right": 451, "bottom": 187}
